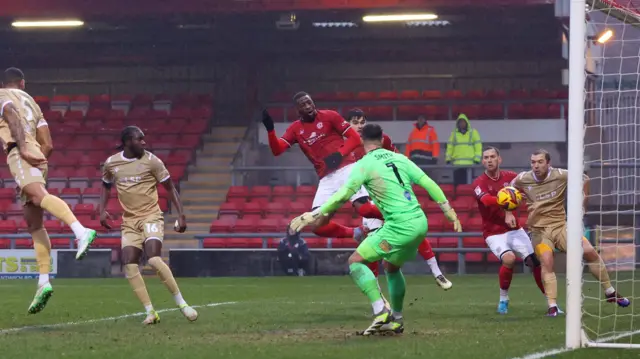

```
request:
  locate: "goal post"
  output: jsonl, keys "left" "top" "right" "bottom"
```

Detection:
{"left": 567, "top": 0, "right": 640, "bottom": 350}
{"left": 565, "top": 0, "right": 586, "bottom": 350}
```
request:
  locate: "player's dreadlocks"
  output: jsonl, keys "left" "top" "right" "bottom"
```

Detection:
{"left": 117, "top": 126, "right": 143, "bottom": 150}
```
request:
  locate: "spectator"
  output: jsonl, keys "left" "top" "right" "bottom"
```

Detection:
{"left": 277, "top": 226, "right": 310, "bottom": 276}
{"left": 446, "top": 113, "right": 482, "bottom": 185}
{"left": 405, "top": 115, "right": 440, "bottom": 166}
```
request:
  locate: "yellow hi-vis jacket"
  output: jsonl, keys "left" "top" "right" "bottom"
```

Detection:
{"left": 445, "top": 113, "right": 482, "bottom": 165}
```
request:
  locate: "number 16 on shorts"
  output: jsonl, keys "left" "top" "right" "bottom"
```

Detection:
{"left": 143, "top": 221, "right": 164, "bottom": 241}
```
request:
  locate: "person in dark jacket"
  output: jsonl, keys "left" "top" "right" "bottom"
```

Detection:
{"left": 277, "top": 226, "right": 310, "bottom": 276}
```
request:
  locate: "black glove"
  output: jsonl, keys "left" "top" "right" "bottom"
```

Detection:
{"left": 262, "top": 109, "right": 274, "bottom": 132}
{"left": 323, "top": 152, "right": 343, "bottom": 171}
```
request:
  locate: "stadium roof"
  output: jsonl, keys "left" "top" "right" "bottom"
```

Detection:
{"left": 0, "top": 0, "right": 551, "bottom": 17}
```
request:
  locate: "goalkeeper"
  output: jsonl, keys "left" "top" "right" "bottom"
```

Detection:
{"left": 290, "top": 124, "right": 462, "bottom": 336}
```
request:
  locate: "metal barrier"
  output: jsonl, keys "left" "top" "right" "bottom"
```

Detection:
{"left": 196, "top": 232, "right": 497, "bottom": 275}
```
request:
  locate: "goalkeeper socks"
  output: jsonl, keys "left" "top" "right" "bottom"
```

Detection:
{"left": 586, "top": 258, "right": 612, "bottom": 291}
{"left": 313, "top": 222, "right": 354, "bottom": 238}
{"left": 386, "top": 270, "right": 406, "bottom": 313}
{"left": 532, "top": 266, "right": 546, "bottom": 294}
{"left": 499, "top": 265, "right": 513, "bottom": 301}
{"left": 356, "top": 202, "right": 384, "bottom": 220}
{"left": 148, "top": 257, "right": 185, "bottom": 305}
{"left": 541, "top": 270, "right": 558, "bottom": 307}
{"left": 39, "top": 194, "right": 86, "bottom": 239}
{"left": 32, "top": 228, "right": 51, "bottom": 284}
{"left": 349, "top": 262, "right": 384, "bottom": 313}
{"left": 124, "top": 264, "right": 153, "bottom": 312}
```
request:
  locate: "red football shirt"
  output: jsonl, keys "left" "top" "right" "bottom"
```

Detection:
{"left": 281, "top": 110, "right": 356, "bottom": 178}
{"left": 472, "top": 170, "right": 521, "bottom": 238}
{"left": 353, "top": 133, "right": 398, "bottom": 160}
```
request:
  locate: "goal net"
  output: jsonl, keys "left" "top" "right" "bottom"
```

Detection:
{"left": 568, "top": 0, "right": 640, "bottom": 349}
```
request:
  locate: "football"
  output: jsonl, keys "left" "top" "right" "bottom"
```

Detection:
{"left": 496, "top": 186, "right": 522, "bottom": 210}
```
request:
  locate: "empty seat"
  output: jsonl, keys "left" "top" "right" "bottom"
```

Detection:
{"left": 203, "top": 238, "right": 225, "bottom": 248}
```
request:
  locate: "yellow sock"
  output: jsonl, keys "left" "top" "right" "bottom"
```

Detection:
{"left": 148, "top": 257, "right": 187, "bottom": 306}
{"left": 587, "top": 257, "right": 612, "bottom": 291}
{"left": 32, "top": 228, "right": 51, "bottom": 274}
{"left": 40, "top": 194, "right": 78, "bottom": 226}
{"left": 542, "top": 270, "right": 558, "bottom": 306}
{"left": 124, "top": 264, "right": 153, "bottom": 311}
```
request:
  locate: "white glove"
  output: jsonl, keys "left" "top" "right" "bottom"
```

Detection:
{"left": 438, "top": 201, "right": 462, "bottom": 233}
{"left": 290, "top": 208, "right": 323, "bottom": 233}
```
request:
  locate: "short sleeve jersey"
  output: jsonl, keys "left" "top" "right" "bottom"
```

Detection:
{"left": 0, "top": 89, "right": 46, "bottom": 152}
{"left": 102, "top": 151, "right": 170, "bottom": 220}
{"left": 512, "top": 168, "right": 585, "bottom": 229}
{"left": 353, "top": 133, "right": 398, "bottom": 160}
{"left": 280, "top": 110, "right": 356, "bottom": 178}
{"left": 344, "top": 149, "right": 426, "bottom": 222}
{"left": 472, "top": 170, "right": 520, "bottom": 238}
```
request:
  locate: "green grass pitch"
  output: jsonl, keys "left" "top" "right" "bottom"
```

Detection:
{"left": 0, "top": 275, "right": 637, "bottom": 359}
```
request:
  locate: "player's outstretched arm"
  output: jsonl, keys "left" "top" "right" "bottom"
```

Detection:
{"left": 162, "top": 179, "right": 187, "bottom": 233}
{"left": 262, "top": 109, "right": 289, "bottom": 156}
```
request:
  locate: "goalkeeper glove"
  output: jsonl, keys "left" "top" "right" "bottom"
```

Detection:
{"left": 290, "top": 208, "right": 324, "bottom": 233}
{"left": 438, "top": 201, "right": 462, "bottom": 232}
{"left": 262, "top": 109, "right": 275, "bottom": 132}
{"left": 323, "top": 152, "right": 343, "bottom": 171}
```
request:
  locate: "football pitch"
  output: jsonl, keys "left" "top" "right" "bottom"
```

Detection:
{"left": 0, "top": 275, "right": 637, "bottom": 359}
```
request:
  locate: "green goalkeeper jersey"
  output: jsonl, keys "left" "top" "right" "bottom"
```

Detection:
{"left": 319, "top": 148, "right": 447, "bottom": 222}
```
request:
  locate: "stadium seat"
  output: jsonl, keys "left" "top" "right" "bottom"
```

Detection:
{"left": 0, "top": 239, "right": 11, "bottom": 249}
{"left": 227, "top": 186, "right": 249, "bottom": 201}
{"left": 203, "top": 238, "right": 225, "bottom": 248}
{"left": 265, "top": 202, "right": 287, "bottom": 216}
{"left": 332, "top": 238, "right": 356, "bottom": 248}
{"left": 93, "top": 237, "right": 121, "bottom": 248}
{"left": 465, "top": 253, "right": 484, "bottom": 263}
{"left": 219, "top": 202, "right": 242, "bottom": 218}
{"left": 378, "top": 91, "right": 398, "bottom": 101}
{"left": 509, "top": 89, "right": 529, "bottom": 99}
{"left": 465, "top": 90, "right": 485, "bottom": 100}
{"left": 440, "top": 184, "right": 455, "bottom": 198}
{"left": 242, "top": 202, "right": 263, "bottom": 217}
{"left": 355, "top": 92, "right": 377, "bottom": 101}
{"left": 438, "top": 253, "right": 458, "bottom": 263}
{"left": 15, "top": 239, "right": 32, "bottom": 249}
{"left": 305, "top": 237, "right": 327, "bottom": 248}
{"left": 4, "top": 203, "right": 24, "bottom": 222}
{"left": 456, "top": 184, "right": 475, "bottom": 196}
{"left": 44, "top": 220, "right": 63, "bottom": 233}
{"left": 486, "top": 89, "right": 507, "bottom": 100}
{"left": 399, "top": 90, "right": 420, "bottom": 100}
{"left": 487, "top": 253, "right": 501, "bottom": 263}
{"left": 231, "top": 219, "right": 255, "bottom": 233}
{"left": 257, "top": 218, "right": 280, "bottom": 232}
{"left": 272, "top": 185, "right": 294, "bottom": 200}
{"left": 437, "top": 237, "right": 459, "bottom": 248}
{"left": 507, "top": 103, "right": 525, "bottom": 118}
{"left": 0, "top": 220, "right": 17, "bottom": 233}
{"left": 463, "top": 237, "right": 485, "bottom": 248}
{"left": 466, "top": 217, "right": 483, "bottom": 231}
{"left": 444, "top": 90, "right": 463, "bottom": 99}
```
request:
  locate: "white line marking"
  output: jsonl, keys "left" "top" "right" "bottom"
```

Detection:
{"left": 511, "top": 329, "right": 640, "bottom": 359}
{"left": 0, "top": 301, "right": 237, "bottom": 335}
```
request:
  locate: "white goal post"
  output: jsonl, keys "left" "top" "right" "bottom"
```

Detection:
{"left": 567, "top": 0, "right": 640, "bottom": 350}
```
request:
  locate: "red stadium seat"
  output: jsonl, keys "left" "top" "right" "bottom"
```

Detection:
{"left": 487, "top": 253, "right": 501, "bottom": 263}
{"left": 465, "top": 90, "right": 485, "bottom": 100}
{"left": 44, "top": 220, "right": 63, "bottom": 233}
{"left": 367, "top": 106, "right": 393, "bottom": 120}
{"left": 15, "top": 239, "right": 32, "bottom": 249}
{"left": 486, "top": 89, "right": 507, "bottom": 100}
{"left": 524, "top": 103, "right": 550, "bottom": 119}
{"left": 0, "top": 239, "right": 11, "bottom": 249}
{"left": 231, "top": 219, "right": 255, "bottom": 233}
{"left": 202, "top": 238, "right": 225, "bottom": 248}
{"left": 399, "top": 90, "right": 420, "bottom": 100}
{"left": 0, "top": 188, "right": 16, "bottom": 200}
{"left": 456, "top": 184, "right": 475, "bottom": 196}
{"left": 227, "top": 238, "right": 250, "bottom": 248}
{"left": 444, "top": 90, "right": 463, "bottom": 99}
{"left": 509, "top": 89, "right": 530, "bottom": 99}
{"left": 272, "top": 186, "right": 294, "bottom": 200}
{"left": 378, "top": 91, "right": 398, "bottom": 100}
{"left": 0, "top": 220, "right": 17, "bottom": 233}
{"left": 437, "top": 237, "right": 459, "bottom": 248}
{"left": 257, "top": 218, "right": 280, "bottom": 232}
{"left": 305, "top": 237, "right": 327, "bottom": 248}
{"left": 465, "top": 253, "right": 484, "bottom": 262}
{"left": 242, "top": 202, "right": 263, "bottom": 217}
{"left": 451, "top": 198, "right": 473, "bottom": 213}
{"left": 480, "top": 104, "right": 504, "bottom": 119}
{"left": 332, "top": 238, "right": 357, "bottom": 248}
{"left": 249, "top": 186, "right": 271, "bottom": 199}
{"left": 438, "top": 253, "right": 458, "bottom": 263}
{"left": 265, "top": 202, "right": 287, "bottom": 216}
{"left": 463, "top": 237, "right": 485, "bottom": 248}
{"left": 422, "top": 90, "right": 443, "bottom": 100}
{"left": 93, "top": 237, "right": 121, "bottom": 248}
{"left": 219, "top": 202, "right": 242, "bottom": 217}
{"left": 507, "top": 104, "right": 525, "bottom": 118}
{"left": 355, "top": 92, "right": 377, "bottom": 101}
{"left": 73, "top": 203, "right": 95, "bottom": 216}
{"left": 210, "top": 218, "right": 236, "bottom": 233}
{"left": 267, "top": 238, "right": 280, "bottom": 248}
{"left": 466, "top": 217, "right": 484, "bottom": 231}
{"left": 440, "top": 184, "right": 455, "bottom": 199}
{"left": 227, "top": 186, "right": 249, "bottom": 201}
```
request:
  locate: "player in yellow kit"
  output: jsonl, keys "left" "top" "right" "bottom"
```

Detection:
{"left": 0, "top": 72, "right": 97, "bottom": 314}
{"left": 510, "top": 149, "right": 629, "bottom": 316}
{"left": 100, "top": 126, "right": 197, "bottom": 325}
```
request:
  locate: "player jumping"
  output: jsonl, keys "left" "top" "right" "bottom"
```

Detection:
{"left": 290, "top": 124, "right": 462, "bottom": 335}
{"left": 262, "top": 92, "right": 378, "bottom": 241}
{"left": 100, "top": 126, "right": 197, "bottom": 325}
{"left": 511, "top": 149, "right": 630, "bottom": 316}
{"left": 472, "top": 147, "right": 546, "bottom": 314}
{"left": 347, "top": 108, "right": 451, "bottom": 290}
{"left": 0, "top": 83, "right": 97, "bottom": 314}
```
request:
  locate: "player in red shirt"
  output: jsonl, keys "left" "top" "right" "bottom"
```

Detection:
{"left": 472, "top": 147, "right": 546, "bottom": 314}
{"left": 261, "top": 92, "right": 373, "bottom": 240}
{"left": 345, "top": 108, "right": 452, "bottom": 290}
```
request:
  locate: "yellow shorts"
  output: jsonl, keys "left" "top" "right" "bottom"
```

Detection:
{"left": 7, "top": 143, "right": 48, "bottom": 204}
{"left": 121, "top": 213, "right": 165, "bottom": 250}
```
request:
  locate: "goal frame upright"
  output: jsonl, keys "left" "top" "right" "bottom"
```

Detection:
{"left": 565, "top": 0, "right": 587, "bottom": 350}
{"left": 567, "top": 0, "right": 640, "bottom": 350}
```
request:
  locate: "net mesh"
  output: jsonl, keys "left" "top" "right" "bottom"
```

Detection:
{"left": 582, "top": 0, "right": 640, "bottom": 346}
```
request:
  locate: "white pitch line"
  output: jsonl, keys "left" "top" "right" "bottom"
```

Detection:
{"left": 510, "top": 329, "right": 640, "bottom": 359}
{"left": 0, "top": 301, "right": 237, "bottom": 335}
